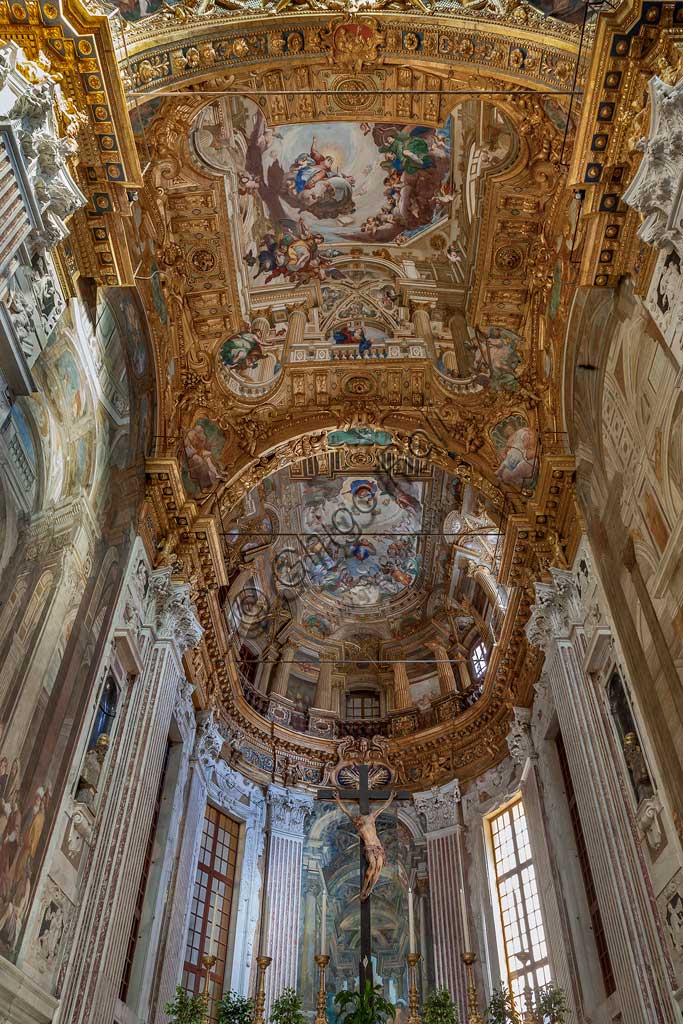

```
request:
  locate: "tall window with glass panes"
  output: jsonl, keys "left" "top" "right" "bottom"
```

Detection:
{"left": 488, "top": 797, "right": 551, "bottom": 1005}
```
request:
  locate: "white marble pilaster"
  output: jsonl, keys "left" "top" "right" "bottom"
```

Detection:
{"left": 263, "top": 784, "right": 313, "bottom": 1012}
{"left": 526, "top": 568, "right": 679, "bottom": 1024}
{"left": 55, "top": 571, "right": 203, "bottom": 1024}
{"left": 413, "top": 779, "right": 468, "bottom": 1021}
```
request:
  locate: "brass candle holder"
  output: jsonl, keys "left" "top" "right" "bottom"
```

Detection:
{"left": 314, "top": 953, "right": 330, "bottom": 1024}
{"left": 253, "top": 955, "right": 272, "bottom": 1024}
{"left": 406, "top": 952, "right": 422, "bottom": 1024}
{"left": 201, "top": 953, "right": 217, "bottom": 1023}
{"left": 461, "top": 952, "right": 485, "bottom": 1024}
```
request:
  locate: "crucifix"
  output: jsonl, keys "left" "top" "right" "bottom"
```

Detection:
{"left": 317, "top": 765, "right": 409, "bottom": 990}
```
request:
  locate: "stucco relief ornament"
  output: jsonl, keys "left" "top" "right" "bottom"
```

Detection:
{"left": 506, "top": 706, "right": 535, "bottom": 767}
{"left": 268, "top": 785, "right": 313, "bottom": 836}
{"left": 149, "top": 568, "right": 203, "bottom": 652}
{"left": 321, "top": 19, "right": 385, "bottom": 72}
{"left": 194, "top": 708, "right": 225, "bottom": 771}
{"left": 623, "top": 75, "right": 683, "bottom": 255}
{"left": 413, "top": 779, "right": 461, "bottom": 833}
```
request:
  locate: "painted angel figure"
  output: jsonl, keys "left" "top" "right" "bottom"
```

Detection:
{"left": 334, "top": 790, "right": 395, "bottom": 901}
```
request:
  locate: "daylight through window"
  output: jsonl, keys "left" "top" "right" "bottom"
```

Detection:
{"left": 489, "top": 797, "right": 551, "bottom": 1004}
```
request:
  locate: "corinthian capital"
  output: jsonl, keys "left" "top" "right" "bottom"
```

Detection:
{"left": 413, "top": 778, "right": 461, "bottom": 833}
{"left": 149, "top": 569, "right": 203, "bottom": 653}
{"left": 267, "top": 784, "right": 313, "bottom": 837}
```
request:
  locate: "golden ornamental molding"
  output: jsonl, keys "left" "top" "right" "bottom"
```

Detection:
{"left": 115, "top": 9, "right": 587, "bottom": 101}
{"left": 0, "top": 0, "right": 144, "bottom": 284}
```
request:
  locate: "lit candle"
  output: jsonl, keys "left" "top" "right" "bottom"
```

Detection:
{"left": 321, "top": 890, "right": 328, "bottom": 956}
{"left": 208, "top": 892, "right": 219, "bottom": 957}
{"left": 408, "top": 887, "right": 416, "bottom": 955}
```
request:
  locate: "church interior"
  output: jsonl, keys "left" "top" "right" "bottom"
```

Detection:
{"left": 2, "top": 0, "right": 683, "bottom": 1022}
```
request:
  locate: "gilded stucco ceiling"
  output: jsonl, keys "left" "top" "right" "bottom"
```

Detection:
{"left": 23, "top": 0, "right": 619, "bottom": 787}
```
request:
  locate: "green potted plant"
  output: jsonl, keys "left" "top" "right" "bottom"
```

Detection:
{"left": 270, "top": 988, "right": 307, "bottom": 1024}
{"left": 217, "top": 990, "right": 254, "bottom": 1024}
{"left": 164, "top": 985, "right": 208, "bottom": 1024}
{"left": 534, "top": 983, "right": 567, "bottom": 1023}
{"left": 423, "top": 989, "right": 459, "bottom": 1024}
{"left": 335, "top": 980, "right": 396, "bottom": 1024}
{"left": 485, "top": 987, "right": 519, "bottom": 1024}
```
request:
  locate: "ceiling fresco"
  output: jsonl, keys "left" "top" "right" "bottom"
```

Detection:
{"left": 115, "top": 0, "right": 587, "bottom": 785}
{"left": 300, "top": 474, "right": 424, "bottom": 607}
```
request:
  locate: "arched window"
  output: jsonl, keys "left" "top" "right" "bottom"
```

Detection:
{"left": 471, "top": 641, "right": 488, "bottom": 680}
{"left": 88, "top": 673, "right": 118, "bottom": 750}
{"left": 346, "top": 690, "right": 380, "bottom": 720}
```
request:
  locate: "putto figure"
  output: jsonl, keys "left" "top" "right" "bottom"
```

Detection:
{"left": 334, "top": 790, "right": 395, "bottom": 900}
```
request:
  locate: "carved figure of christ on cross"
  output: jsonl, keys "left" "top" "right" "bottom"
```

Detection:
{"left": 318, "top": 766, "right": 409, "bottom": 990}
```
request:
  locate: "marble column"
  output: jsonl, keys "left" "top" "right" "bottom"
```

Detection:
{"left": 448, "top": 311, "right": 470, "bottom": 377}
{"left": 413, "top": 780, "right": 468, "bottom": 1021}
{"left": 424, "top": 641, "right": 457, "bottom": 695}
{"left": 411, "top": 304, "right": 437, "bottom": 362}
{"left": 263, "top": 785, "right": 313, "bottom": 1013}
{"left": 56, "top": 571, "right": 203, "bottom": 1024}
{"left": 313, "top": 661, "right": 333, "bottom": 710}
{"left": 526, "top": 569, "right": 679, "bottom": 1024}
{"left": 270, "top": 643, "right": 293, "bottom": 697}
{"left": 284, "top": 306, "right": 307, "bottom": 356}
{"left": 453, "top": 652, "right": 471, "bottom": 692}
{"left": 392, "top": 660, "right": 413, "bottom": 710}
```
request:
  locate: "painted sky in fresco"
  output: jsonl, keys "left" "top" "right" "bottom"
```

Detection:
{"left": 301, "top": 474, "right": 423, "bottom": 608}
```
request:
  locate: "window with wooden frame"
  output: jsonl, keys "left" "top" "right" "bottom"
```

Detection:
{"left": 182, "top": 806, "right": 240, "bottom": 1018}
{"left": 488, "top": 797, "right": 551, "bottom": 1004}
{"left": 346, "top": 689, "right": 381, "bottom": 720}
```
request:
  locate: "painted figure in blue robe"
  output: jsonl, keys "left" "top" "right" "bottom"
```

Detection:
{"left": 333, "top": 324, "right": 371, "bottom": 357}
{"left": 349, "top": 538, "right": 377, "bottom": 561}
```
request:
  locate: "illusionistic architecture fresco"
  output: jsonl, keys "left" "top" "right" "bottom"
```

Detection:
{"left": 2, "top": 0, "right": 683, "bottom": 1023}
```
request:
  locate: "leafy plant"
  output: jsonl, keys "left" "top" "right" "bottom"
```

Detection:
{"left": 535, "top": 984, "right": 567, "bottom": 1023}
{"left": 270, "top": 988, "right": 307, "bottom": 1024}
{"left": 484, "top": 983, "right": 568, "bottom": 1024}
{"left": 423, "top": 989, "right": 459, "bottom": 1024}
{"left": 217, "top": 990, "right": 254, "bottom": 1024}
{"left": 485, "top": 987, "right": 519, "bottom": 1024}
{"left": 335, "top": 981, "right": 396, "bottom": 1024}
{"left": 164, "top": 985, "right": 208, "bottom": 1024}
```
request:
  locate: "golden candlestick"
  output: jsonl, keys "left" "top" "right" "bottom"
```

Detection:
{"left": 253, "top": 955, "right": 272, "bottom": 1024}
{"left": 201, "top": 953, "right": 217, "bottom": 1022}
{"left": 461, "top": 952, "right": 485, "bottom": 1024}
{"left": 406, "top": 952, "right": 422, "bottom": 1024}
{"left": 314, "top": 953, "right": 330, "bottom": 1024}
